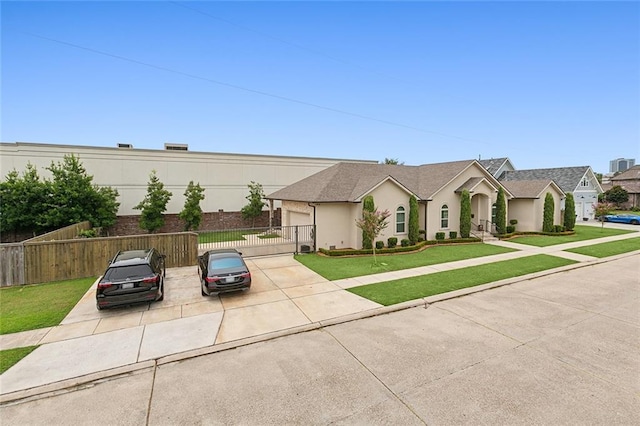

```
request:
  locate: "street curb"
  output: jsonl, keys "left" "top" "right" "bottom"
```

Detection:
{"left": 1, "top": 249, "right": 638, "bottom": 405}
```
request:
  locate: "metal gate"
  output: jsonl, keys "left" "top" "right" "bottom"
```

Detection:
{"left": 197, "top": 225, "right": 315, "bottom": 257}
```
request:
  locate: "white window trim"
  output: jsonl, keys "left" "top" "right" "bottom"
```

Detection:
{"left": 441, "top": 204, "right": 449, "bottom": 229}
{"left": 396, "top": 206, "right": 407, "bottom": 234}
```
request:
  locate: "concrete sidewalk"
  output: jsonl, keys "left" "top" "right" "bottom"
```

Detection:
{"left": 1, "top": 228, "right": 639, "bottom": 400}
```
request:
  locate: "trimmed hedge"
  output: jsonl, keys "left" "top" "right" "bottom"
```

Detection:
{"left": 317, "top": 237, "right": 482, "bottom": 256}
{"left": 388, "top": 237, "right": 398, "bottom": 248}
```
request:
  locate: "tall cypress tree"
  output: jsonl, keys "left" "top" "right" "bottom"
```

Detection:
{"left": 362, "top": 195, "right": 375, "bottom": 249}
{"left": 459, "top": 189, "right": 471, "bottom": 238}
{"left": 495, "top": 186, "right": 506, "bottom": 234}
{"left": 408, "top": 195, "right": 419, "bottom": 244}
{"left": 543, "top": 192, "right": 555, "bottom": 232}
{"left": 563, "top": 193, "right": 576, "bottom": 231}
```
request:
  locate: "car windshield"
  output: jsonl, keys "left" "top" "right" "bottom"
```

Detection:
{"left": 104, "top": 265, "right": 153, "bottom": 281}
{"left": 210, "top": 256, "right": 244, "bottom": 271}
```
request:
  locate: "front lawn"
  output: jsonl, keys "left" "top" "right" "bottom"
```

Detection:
{"left": 198, "top": 230, "right": 261, "bottom": 243}
{"left": 295, "top": 243, "right": 516, "bottom": 280}
{"left": 348, "top": 255, "right": 576, "bottom": 306}
{"left": 0, "top": 346, "right": 38, "bottom": 374}
{"left": 566, "top": 237, "right": 640, "bottom": 258}
{"left": 508, "top": 225, "right": 634, "bottom": 247}
{"left": 0, "top": 277, "right": 96, "bottom": 335}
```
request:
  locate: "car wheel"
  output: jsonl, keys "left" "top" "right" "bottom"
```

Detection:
{"left": 157, "top": 281, "right": 164, "bottom": 301}
{"left": 201, "top": 285, "right": 208, "bottom": 296}
{"left": 96, "top": 301, "right": 103, "bottom": 311}
{"left": 631, "top": 219, "right": 639, "bottom": 225}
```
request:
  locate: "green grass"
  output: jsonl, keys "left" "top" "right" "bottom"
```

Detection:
{"left": 0, "top": 346, "right": 38, "bottom": 374}
{"left": 198, "top": 230, "right": 261, "bottom": 243}
{"left": 0, "top": 277, "right": 96, "bottom": 335}
{"left": 348, "top": 255, "right": 577, "bottom": 306}
{"left": 295, "top": 243, "right": 516, "bottom": 280}
{"left": 566, "top": 237, "right": 640, "bottom": 258}
{"left": 509, "top": 225, "right": 634, "bottom": 247}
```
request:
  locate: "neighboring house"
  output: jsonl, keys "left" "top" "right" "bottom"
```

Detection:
{"left": 500, "top": 166, "right": 603, "bottom": 220}
{"left": 478, "top": 157, "right": 516, "bottom": 179}
{"left": 500, "top": 180, "right": 565, "bottom": 232}
{"left": 608, "top": 165, "right": 640, "bottom": 208}
{"left": 268, "top": 159, "right": 520, "bottom": 250}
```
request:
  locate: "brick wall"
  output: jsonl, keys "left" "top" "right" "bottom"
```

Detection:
{"left": 105, "top": 209, "right": 281, "bottom": 236}
{"left": 0, "top": 209, "right": 282, "bottom": 242}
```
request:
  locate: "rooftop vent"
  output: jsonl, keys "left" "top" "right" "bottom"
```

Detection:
{"left": 117, "top": 143, "right": 133, "bottom": 149}
{"left": 164, "top": 143, "right": 188, "bottom": 151}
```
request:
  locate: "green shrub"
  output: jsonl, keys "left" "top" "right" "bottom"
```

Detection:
{"left": 552, "top": 225, "right": 565, "bottom": 233}
{"left": 408, "top": 195, "right": 419, "bottom": 245}
{"left": 509, "top": 219, "right": 518, "bottom": 225}
{"left": 387, "top": 237, "right": 398, "bottom": 248}
{"left": 449, "top": 231, "right": 457, "bottom": 239}
{"left": 419, "top": 229, "right": 426, "bottom": 235}
{"left": 459, "top": 189, "right": 471, "bottom": 238}
{"left": 375, "top": 241, "right": 384, "bottom": 250}
{"left": 543, "top": 193, "right": 555, "bottom": 232}
{"left": 435, "top": 232, "right": 445, "bottom": 240}
{"left": 563, "top": 193, "right": 576, "bottom": 231}
{"left": 361, "top": 195, "right": 375, "bottom": 249}
{"left": 631, "top": 206, "right": 640, "bottom": 212}
{"left": 506, "top": 225, "right": 516, "bottom": 233}
{"left": 77, "top": 229, "right": 97, "bottom": 238}
{"left": 401, "top": 238, "right": 410, "bottom": 247}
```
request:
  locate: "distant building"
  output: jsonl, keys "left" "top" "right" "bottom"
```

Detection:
{"left": 609, "top": 158, "right": 635, "bottom": 173}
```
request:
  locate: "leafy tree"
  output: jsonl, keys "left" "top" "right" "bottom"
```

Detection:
{"left": 361, "top": 195, "right": 375, "bottom": 249}
{"left": 134, "top": 170, "right": 172, "bottom": 233}
{"left": 459, "top": 189, "right": 471, "bottom": 238}
{"left": 179, "top": 181, "right": 205, "bottom": 231}
{"left": 594, "top": 202, "right": 614, "bottom": 229}
{"left": 93, "top": 186, "right": 120, "bottom": 229}
{"left": 595, "top": 173, "right": 603, "bottom": 184}
{"left": 40, "top": 154, "right": 119, "bottom": 229}
{"left": 543, "top": 192, "right": 555, "bottom": 232}
{"left": 241, "top": 181, "right": 266, "bottom": 227}
{"left": 383, "top": 158, "right": 404, "bottom": 165}
{"left": 604, "top": 185, "right": 629, "bottom": 206}
{"left": 0, "top": 164, "right": 49, "bottom": 234}
{"left": 563, "top": 193, "right": 576, "bottom": 231}
{"left": 355, "top": 208, "right": 390, "bottom": 264}
{"left": 495, "top": 186, "right": 507, "bottom": 234}
{"left": 408, "top": 195, "right": 420, "bottom": 244}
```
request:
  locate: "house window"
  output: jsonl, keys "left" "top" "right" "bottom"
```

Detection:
{"left": 396, "top": 206, "right": 406, "bottom": 233}
{"left": 580, "top": 177, "right": 589, "bottom": 187}
{"left": 441, "top": 204, "right": 449, "bottom": 228}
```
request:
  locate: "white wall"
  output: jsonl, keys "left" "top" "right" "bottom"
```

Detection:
{"left": 1, "top": 142, "right": 374, "bottom": 215}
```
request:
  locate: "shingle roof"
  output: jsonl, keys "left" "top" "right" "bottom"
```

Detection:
{"left": 500, "top": 180, "right": 560, "bottom": 198}
{"left": 478, "top": 158, "right": 509, "bottom": 175}
{"left": 500, "top": 167, "right": 591, "bottom": 193}
{"left": 610, "top": 165, "right": 640, "bottom": 181}
{"left": 267, "top": 160, "right": 480, "bottom": 202}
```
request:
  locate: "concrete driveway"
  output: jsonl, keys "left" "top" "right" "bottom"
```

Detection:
{"left": 1, "top": 254, "right": 638, "bottom": 424}
{"left": 0, "top": 255, "right": 382, "bottom": 395}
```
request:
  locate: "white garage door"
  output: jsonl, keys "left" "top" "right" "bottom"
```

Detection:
{"left": 289, "top": 211, "right": 312, "bottom": 226}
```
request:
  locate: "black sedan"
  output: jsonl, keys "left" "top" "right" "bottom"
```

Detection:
{"left": 198, "top": 249, "right": 252, "bottom": 296}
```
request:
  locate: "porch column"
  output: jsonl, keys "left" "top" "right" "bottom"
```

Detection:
{"left": 268, "top": 199, "right": 274, "bottom": 228}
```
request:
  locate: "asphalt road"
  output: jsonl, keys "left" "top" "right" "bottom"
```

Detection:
{"left": 2, "top": 254, "right": 638, "bottom": 425}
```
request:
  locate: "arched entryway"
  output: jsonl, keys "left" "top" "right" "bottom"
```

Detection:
{"left": 471, "top": 193, "right": 492, "bottom": 231}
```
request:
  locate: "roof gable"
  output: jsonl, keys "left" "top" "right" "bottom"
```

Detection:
{"left": 501, "top": 179, "right": 564, "bottom": 199}
{"left": 500, "top": 166, "right": 601, "bottom": 193}
{"left": 267, "top": 160, "right": 483, "bottom": 202}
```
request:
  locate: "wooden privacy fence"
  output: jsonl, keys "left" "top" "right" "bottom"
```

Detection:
{"left": 1, "top": 232, "right": 198, "bottom": 287}
{"left": 0, "top": 243, "right": 25, "bottom": 287}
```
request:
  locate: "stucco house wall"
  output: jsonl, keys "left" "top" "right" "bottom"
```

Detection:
{"left": 366, "top": 179, "right": 414, "bottom": 247}
{"left": 422, "top": 164, "right": 500, "bottom": 240}
{"left": 315, "top": 203, "right": 359, "bottom": 250}
{"left": 508, "top": 200, "right": 534, "bottom": 232}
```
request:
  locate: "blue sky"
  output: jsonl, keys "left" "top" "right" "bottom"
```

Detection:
{"left": 2, "top": 1, "right": 638, "bottom": 174}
